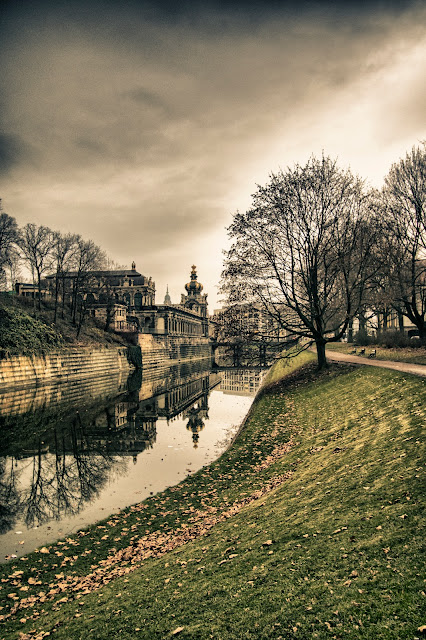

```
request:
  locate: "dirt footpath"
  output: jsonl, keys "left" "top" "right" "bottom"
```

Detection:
{"left": 325, "top": 350, "right": 426, "bottom": 378}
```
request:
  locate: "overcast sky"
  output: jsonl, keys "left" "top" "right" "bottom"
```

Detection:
{"left": 1, "top": 0, "right": 425, "bottom": 308}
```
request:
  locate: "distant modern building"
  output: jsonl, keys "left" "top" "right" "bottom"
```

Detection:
{"left": 219, "top": 369, "right": 266, "bottom": 396}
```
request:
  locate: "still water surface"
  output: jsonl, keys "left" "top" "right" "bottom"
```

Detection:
{"left": 0, "top": 362, "right": 266, "bottom": 561}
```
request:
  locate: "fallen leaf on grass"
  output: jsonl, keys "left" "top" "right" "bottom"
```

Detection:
{"left": 172, "top": 627, "right": 184, "bottom": 635}
{"left": 332, "top": 527, "right": 348, "bottom": 535}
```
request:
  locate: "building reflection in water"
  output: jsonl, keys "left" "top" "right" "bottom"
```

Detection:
{"left": 218, "top": 368, "right": 266, "bottom": 396}
{"left": 0, "top": 360, "right": 224, "bottom": 535}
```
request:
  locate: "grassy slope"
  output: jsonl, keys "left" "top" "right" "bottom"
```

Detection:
{"left": 0, "top": 294, "right": 127, "bottom": 354}
{"left": 1, "top": 355, "right": 425, "bottom": 639}
{"left": 325, "top": 341, "right": 426, "bottom": 365}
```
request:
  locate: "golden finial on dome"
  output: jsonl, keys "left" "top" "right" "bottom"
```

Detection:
{"left": 185, "top": 265, "right": 203, "bottom": 294}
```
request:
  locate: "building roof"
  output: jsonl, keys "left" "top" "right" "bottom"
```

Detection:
{"left": 46, "top": 269, "right": 143, "bottom": 279}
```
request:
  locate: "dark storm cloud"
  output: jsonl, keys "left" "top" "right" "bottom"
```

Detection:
{"left": 0, "top": 133, "right": 29, "bottom": 175}
{"left": 126, "top": 87, "right": 172, "bottom": 114}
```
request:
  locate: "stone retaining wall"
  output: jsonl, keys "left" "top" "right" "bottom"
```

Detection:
{"left": 0, "top": 347, "right": 131, "bottom": 391}
{"left": 138, "top": 334, "right": 211, "bottom": 371}
{"left": 0, "top": 370, "right": 131, "bottom": 417}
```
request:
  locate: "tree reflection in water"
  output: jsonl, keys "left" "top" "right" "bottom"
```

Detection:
{"left": 0, "top": 360, "right": 228, "bottom": 535}
{"left": 1, "top": 420, "right": 128, "bottom": 533}
{"left": 0, "top": 458, "right": 21, "bottom": 535}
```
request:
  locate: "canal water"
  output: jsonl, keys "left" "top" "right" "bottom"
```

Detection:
{"left": 0, "top": 362, "right": 266, "bottom": 561}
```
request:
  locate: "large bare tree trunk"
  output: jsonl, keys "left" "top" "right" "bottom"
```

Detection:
{"left": 315, "top": 340, "right": 328, "bottom": 370}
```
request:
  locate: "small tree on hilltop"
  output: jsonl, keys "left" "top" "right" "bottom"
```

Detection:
{"left": 18, "top": 223, "right": 54, "bottom": 311}
{"left": 221, "top": 155, "right": 378, "bottom": 369}
{"left": 0, "top": 201, "right": 19, "bottom": 291}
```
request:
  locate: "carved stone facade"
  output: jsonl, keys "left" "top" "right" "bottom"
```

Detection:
{"left": 132, "top": 265, "right": 209, "bottom": 338}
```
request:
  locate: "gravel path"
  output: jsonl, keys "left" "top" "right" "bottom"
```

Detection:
{"left": 325, "top": 350, "right": 426, "bottom": 378}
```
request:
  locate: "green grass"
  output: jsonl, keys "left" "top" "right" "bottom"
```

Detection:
{"left": 0, "top": 356, "right": 424, "bottom": 639}
{"left": 325, "top": 341, "right": 426, "bottom": 365}
{"left": 0, "top": 293, "right": 128, "bottom": 354}
{"left": 0, "top": 304, "right": 64, "bottom": 354}
{"left": 262, "top": 349, "right": 316, "bottom": 386}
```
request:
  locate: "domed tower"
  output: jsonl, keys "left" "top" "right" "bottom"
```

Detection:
{"left": 181, "top": 265, "right": 208, "bottom": 323}
{"left": 185, "top": 265, "right": 203, "bottom": 297}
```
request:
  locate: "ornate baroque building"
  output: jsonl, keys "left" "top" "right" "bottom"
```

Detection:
{"left": 36, "top": 263, "right": 210, "bottom": 338}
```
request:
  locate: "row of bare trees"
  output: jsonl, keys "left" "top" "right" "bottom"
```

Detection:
{"left": 220, "top": 144, "right": 426, "bottom": 369}
{"left": 0, "top": 207, "right": 116, "bottom": 333}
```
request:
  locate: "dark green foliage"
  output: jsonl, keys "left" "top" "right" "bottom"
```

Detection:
{"left": 355, "top": 329, "right": 422, "bottom": 349}
{"left": 0, "top": 293, "right": 128, "bottom": 353}
{"left": 354, "top": 329, "right": 373, "bottom": 346}
{"left": 376, "top": 330, "right": 421, "bottom": 349}
{"left": 0, "top": 305, "right": 63, "bottom": 354}
{"left": 126, "top": 345, "right": 142, "bottom": 368}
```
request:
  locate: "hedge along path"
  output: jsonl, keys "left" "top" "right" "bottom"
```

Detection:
{"left": 1, "top": 358, "right": 316, "bottom": 625}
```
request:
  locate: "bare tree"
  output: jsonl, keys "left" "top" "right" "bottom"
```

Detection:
{"left": 51, "top": 231, "right": 79, "bottom": 322}
{"left": 0, "top": 201, "right": 19, "bottom": 290}
{"left": 221, "top": 155, "right": 378, "bottom": 369}
{"left": 212, "top": 304, "right": 282, "bottom": 366}
{"left": 70, "top": 237, "right": 106, "bottom": 333}
{"left": 0, "top": 457, "right": 21, "bottom": 534}
{"left": 381, "top": 144, "right": 426, "bottom": 341}
{"left": 18, "top": 223, "right": 54, "bottom": 310}
{"left": 96, "top": 259, "right": 126, "bottom": 332}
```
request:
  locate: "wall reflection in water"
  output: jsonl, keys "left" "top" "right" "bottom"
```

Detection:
{"left": 0, "top": 360, "right": 226, "bottom": 535}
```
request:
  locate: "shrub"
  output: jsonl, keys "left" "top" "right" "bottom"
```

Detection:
{"left": 376, "top": 330, "right": 421, "bottom": 349}
{"left": 353, "top": 329, "right": 373, "bottom": 346}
